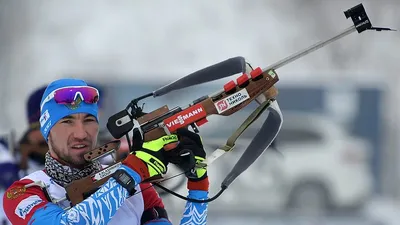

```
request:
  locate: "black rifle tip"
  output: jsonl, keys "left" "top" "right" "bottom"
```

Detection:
{"left": 370, "top": 26, "right": 397, "bottom": 32}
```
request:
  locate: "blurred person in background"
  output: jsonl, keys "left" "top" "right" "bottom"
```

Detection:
{"left": 17, "top": 86, "right": 48, "bottom": 176}
{"left": 2, "top": 78, "right": 209, "bottom": 225}
{"left": 0, "top": 136, "right": 20, "bottom": 225}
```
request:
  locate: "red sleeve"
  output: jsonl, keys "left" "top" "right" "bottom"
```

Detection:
{"left": 139, "top": 183, "right": 164, "bottom": 210}
{"left": 2, "top": 179, "right": 49, "bottom": 225}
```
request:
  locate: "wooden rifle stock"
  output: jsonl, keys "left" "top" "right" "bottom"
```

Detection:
{"left": 143, "top": 69, "right": 279, "bottom": 142}
{"left": 65, "top": 140, "right": 122, "bottom": 206}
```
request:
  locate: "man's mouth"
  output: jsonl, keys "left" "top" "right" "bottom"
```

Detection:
{"left": 71, "top": 144, "right": 89, "bottom": 150}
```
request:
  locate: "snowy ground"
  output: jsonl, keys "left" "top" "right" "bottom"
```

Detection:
{"left": 1, "top": 192, "right": 399, "bottom": 225}
{"left": 362, "top": 197, "right": 400, "bottom": 225}
{"left": 165, "top": 196, "right": 400, "bottom": 225}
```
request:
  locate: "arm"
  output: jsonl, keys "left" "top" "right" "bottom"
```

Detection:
{"left": 140, "top": 183, "right": 172, "bottom": 225}
{"left": 168, "top": 128, "right": 209, "bottom": 225}
{"left": 3, "top": 164, "right": 141, "bottom": 225}
{"left": 138, "top": 128, "right": 210, "bottom": 225}
{"left": 180, "top": 179, "right": 209, "bottom": 225}
{"left": 142, "top": 179, "right": 209, "bottom": 225}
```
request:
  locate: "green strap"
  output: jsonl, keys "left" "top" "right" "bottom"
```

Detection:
{"left": 219, "top": 99, "right": 273, "bottom": 152}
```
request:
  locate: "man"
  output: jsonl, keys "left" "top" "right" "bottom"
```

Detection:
{"left": 18, "top": 86, "right": 48, "bottom": 175}
{"left": 3, "top": 78, "right": 209, "bottom": 225}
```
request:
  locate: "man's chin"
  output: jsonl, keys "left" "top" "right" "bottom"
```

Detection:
{"left": 69, "top": 153, "right": 90, "bottom": 168}
{"left": 69, "top": 159, "right": 90, "bottom": 169}
{"left": 67, "top": 147, "right": 94, "bottom": 167}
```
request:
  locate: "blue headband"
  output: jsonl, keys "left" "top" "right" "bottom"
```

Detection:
{"left": 39, "top": 78, "right": 99, "bottom": 140}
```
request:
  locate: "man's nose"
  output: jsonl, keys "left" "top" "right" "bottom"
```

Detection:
{"left": 72, "top": 122, "right": 88, "bottom": 140}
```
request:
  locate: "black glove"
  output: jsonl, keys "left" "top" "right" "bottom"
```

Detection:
{"left": 165, "top": 128, "right": 207, "bottom": 182}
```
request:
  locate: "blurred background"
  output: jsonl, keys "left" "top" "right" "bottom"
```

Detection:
{"left": 0, "top": 0, "right": 400, "bottom": 224}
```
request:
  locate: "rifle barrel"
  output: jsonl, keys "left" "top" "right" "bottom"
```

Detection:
{"left": 263, "top": 25, "right": 356, "bottom": 72}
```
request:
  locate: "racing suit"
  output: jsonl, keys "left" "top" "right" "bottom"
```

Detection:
{"left": 2, "top": 164, "right": 208, "bottom": 225}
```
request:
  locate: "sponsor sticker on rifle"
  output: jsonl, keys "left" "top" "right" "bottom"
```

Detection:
{"left": 92, "top": 162, "right": 122, "bottom": 181}
{"left": 215, "top": 88, "right": 250, "bottom": 114}
{"left": 163, "top": 104, "right": 207, "bottom": 132}
{"left": 267, "top": 70, "right": 277, "bottom": 78}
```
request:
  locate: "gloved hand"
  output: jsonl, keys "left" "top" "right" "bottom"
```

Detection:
{"left": 166, "top": 128, "right": 209, "bottom": 191}
{"left": 122, "top": 128, "right": 179, "bottom": 181}
{"left": 177, "top": 129, "right": 207, "bottom": 181}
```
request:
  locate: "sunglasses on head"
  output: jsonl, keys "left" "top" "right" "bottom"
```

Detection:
{"left": 40, "top": 86, "right": 100, "bottom": 111}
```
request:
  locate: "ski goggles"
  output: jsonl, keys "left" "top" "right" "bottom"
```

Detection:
{"left": 40, "top": 86, "right": 100, "bottom": 111}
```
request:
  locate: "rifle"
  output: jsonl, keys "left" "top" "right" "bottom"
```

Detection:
{"left": 56, "top": 3, "right": 394, "bottom": 208}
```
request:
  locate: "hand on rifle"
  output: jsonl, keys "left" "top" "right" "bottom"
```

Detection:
{"left": 166, "top": 128, "right": 209, "bottom": 191}
{"left": 121, "top": 128, "right": 179, "bottom": 181}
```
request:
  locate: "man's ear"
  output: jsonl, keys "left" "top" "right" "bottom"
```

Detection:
{"left": 47, "top": 133, "right": 53, "bottom": 149}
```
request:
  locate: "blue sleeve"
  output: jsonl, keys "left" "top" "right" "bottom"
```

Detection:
{"left": 179, "top": 190, "right": 208, "bottom": 225}
{"left": 142, "top": 190, "right": 208, "bottom": 225}
{"left": 29, "top": 165, "right": 141, "bottom": 225}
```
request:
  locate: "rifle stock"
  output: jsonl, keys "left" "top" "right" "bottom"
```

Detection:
{"left": 142, "top": 69, "right": 279, "bottom": 141}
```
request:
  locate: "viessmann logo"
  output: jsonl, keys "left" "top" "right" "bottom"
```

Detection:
{"left": 163, "top": 104, "right": 206, "bottom": 132}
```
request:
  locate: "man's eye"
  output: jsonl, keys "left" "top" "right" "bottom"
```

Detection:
{"left": 85, "top": 118, "right": 96, "bottom": 122}
{"left": 61, "top": 120, "right": 72, "bottom": 124}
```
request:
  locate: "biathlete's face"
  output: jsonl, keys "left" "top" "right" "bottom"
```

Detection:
{"left": 48, "top": 113, "right": 98, "bottom": 168}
